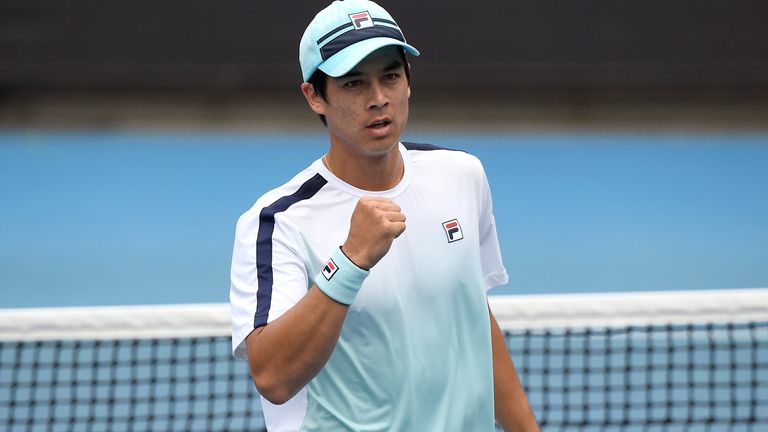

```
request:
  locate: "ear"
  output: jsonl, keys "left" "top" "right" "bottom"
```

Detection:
{"left": 406, "top": 61, "right": 412, "bottom": 99}
{"left": 301, "top": 82, "right": 327, "bottom": 116}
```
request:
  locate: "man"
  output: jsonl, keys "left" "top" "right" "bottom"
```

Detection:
{"left": 230, "top": 1, "right": 539, "bottom": 430}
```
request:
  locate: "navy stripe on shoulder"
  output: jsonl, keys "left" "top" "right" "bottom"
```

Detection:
{"left": 254, "top": 173, "right": 327, "bottom": 328}
{"left": 402, "top": 142, "right": 464, "bottom": 152}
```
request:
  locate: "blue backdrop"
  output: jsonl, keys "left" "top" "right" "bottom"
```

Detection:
{"left": 1, "top": 130, "right": 766, "bottom": 307}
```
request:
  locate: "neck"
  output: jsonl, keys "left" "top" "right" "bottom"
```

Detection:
{"left": 325, "top": 144, "right": 403, "bottom": 191}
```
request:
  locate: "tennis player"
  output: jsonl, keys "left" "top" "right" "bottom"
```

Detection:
{"left": 230, "top": 0, "right": 539, "bottom": 430}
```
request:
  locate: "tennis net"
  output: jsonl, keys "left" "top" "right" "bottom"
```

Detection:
{"left": 1, "top": 289, "right": 766, "bottom": 431}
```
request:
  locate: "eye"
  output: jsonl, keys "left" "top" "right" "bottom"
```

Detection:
{"left": 384, "top": 73, "right": 399, "bottom": 82}
{"left": 343, "top": 80, "right": 362, "bottom": 89}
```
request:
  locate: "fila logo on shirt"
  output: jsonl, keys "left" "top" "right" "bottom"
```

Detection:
{"left": 349, "top": 11, "right": 374, "bottom": 29}
{"left": 442, "top": 219, "right": 464, "bottom": 243}
{"left": 322, "top": 258, "right": 339, "bottom": 280}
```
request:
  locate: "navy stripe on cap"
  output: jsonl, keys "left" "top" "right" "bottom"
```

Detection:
{"left": 317, "top": 18, "right": 399, "bottom": 46}
{"left": 372, "top": 18, "right": 398, "bottom": 27}
{"left": 254, "top": 174, "right": 328, "bottom": 328}
{"left": 320, "top": 25, "right": 405, "bottom": 61}
{"left": 317, "top": 22, "right": 354, "bottom": 45}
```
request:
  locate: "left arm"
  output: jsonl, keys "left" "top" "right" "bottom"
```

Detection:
{"left": 489, "top": 304, "right": 540, "bottom": 431}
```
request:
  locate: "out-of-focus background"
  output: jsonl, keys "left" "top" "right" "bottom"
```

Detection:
{"left": 2, "top": 0, "right": 767, "bottom": 306}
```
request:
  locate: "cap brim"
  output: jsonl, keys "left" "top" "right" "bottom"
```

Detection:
{"left": 317, "top": 37, "right": 420, "bottom": 78}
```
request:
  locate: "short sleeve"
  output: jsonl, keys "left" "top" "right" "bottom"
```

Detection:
{"left": 478, "top": 168, "right": 509, "bottom": 291}
{"left": 230, "top": 207, "right": 309, "bottom": 359}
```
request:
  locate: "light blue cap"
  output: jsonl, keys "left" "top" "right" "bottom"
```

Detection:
{"left": 299, "top": 0, "right": 420, "bottom": 82}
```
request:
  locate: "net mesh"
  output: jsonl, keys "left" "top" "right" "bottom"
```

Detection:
{"left": 1, "top": 290, "right": 766, "bottom": 431}
{"left": 0, "top": 337, "right": 264, "bottom": 432}
{"left": 507, "top": 322, "right": 767, "bottom": 431}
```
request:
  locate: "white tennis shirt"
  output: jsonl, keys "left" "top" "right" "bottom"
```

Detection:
{"left": 230, "top": 142, "right": 508, "bottom": 431}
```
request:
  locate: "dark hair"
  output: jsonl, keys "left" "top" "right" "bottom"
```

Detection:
{"left": 307, "top": 48, "right": 412, "bottom": 126}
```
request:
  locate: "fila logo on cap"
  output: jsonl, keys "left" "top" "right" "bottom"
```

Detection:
{"left": 349, "top": 11, "right": 374, "bottom": 29}
{"left": 442, "top": 219, "right": 464, "bottom": 243}
{"left": 322, "top": 258, "right": 339, "bottom": 280}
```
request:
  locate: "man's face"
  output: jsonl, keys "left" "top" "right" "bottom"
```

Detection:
{"left": 308, "top": 46, "right": 410, "bottom": 158}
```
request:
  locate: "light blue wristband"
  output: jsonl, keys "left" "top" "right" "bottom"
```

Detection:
{"left": 314, "top": 247, "right": 369, "bottom": 305}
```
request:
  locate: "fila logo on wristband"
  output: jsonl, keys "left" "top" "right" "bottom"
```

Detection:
{"left": 315, "top": 247, "right": 369, "bottom": 306}
{"left": 322, "top": 258, "right": 339, "bottom": 280}
{"left": 442, "top": 219, "right": 464, "bottom": 243}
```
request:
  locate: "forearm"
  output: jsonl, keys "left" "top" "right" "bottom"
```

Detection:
{"left": 246, "top": 284, "right": 349, "bottom": 404}
{"left": 490, "top": 307, "right": 540, "bottom": 431}
{"left": 244, "top": 197, "right": 405, "bottom": 405}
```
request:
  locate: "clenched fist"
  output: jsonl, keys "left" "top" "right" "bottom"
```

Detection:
{"left": 342, "top": 197, "right": 406, "bottom": 270}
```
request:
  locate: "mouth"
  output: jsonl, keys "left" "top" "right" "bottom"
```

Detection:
{"left": 366, "top": 118, "right": 392, "bottom": 129}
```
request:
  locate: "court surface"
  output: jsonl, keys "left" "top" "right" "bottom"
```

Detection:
{"left": 1, "top": 130, "right": 766, "bottom": 307}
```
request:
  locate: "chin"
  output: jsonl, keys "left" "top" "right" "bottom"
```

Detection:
{"left": 366, "top": 124, "right": 403, "bottom": 146}
{"left": 363, "top": 137, "right": 400, "bottom": 155}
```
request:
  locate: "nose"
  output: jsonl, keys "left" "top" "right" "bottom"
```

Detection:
{"left": 367, "top": 81, "right": 389, "bottom": 110}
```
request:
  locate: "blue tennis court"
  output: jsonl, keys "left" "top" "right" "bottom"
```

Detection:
{"left": 1, "top": 130, "right": 767, "bottom": 308}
